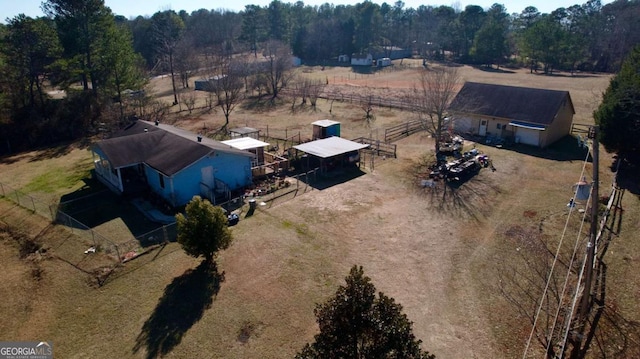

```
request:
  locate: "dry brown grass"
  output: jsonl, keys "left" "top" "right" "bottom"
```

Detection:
{"left": 1, "top": 62, "right": 636, "bottom": 359}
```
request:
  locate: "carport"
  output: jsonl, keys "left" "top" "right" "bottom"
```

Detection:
{"left": 293, "top": 137, "right": 369, "bottom": 173}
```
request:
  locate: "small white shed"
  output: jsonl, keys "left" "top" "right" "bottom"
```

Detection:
{"left": 351, "top": 53, "right": 373, "bottom": 66}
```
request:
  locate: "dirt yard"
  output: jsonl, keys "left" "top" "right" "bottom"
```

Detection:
{"left": 1, "top": 63, "right": 637, "bottom": 359}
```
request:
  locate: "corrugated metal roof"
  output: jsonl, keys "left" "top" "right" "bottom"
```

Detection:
{"left": 222, "top": 137, "right": 270, "bottom": 150}
{"left": 293, "top": 137, "right": 369, "bottom": 158}
{"left": 312, "top": 119, "right": 341, "bottom": 127}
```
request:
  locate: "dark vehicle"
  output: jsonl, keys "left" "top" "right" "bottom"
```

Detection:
{"left": 447, "top": 160, "right": 481, "bottom": 181}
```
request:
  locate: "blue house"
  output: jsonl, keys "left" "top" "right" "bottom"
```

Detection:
{"left": 92, "top": 121, "right": 254, "bottom": 207}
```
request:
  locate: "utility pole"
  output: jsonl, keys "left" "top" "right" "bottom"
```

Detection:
{"left": 571, "top": 125, "right": 599, "bottom": 359}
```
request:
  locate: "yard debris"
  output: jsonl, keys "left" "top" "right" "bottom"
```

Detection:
{"left": 420, "top": 179, "right": 436, "bottom": 188}
{"left": 227, "top": 213, "right": 239, "bottom": 226}
{"left": 424, "top": 147, "right": 494, "bottom": 184}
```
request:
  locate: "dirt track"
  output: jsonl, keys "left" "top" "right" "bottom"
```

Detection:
{"left": 223, "top": 133, "right": 500, "bottom": 358}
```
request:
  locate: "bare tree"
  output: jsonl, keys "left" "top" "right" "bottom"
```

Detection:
{"left": 262, "top": 40, "right": 294, "bottom": 102}
{"left": 328, "top": 87, "right": 342, "bottom": 114}
{"left": 151, "top": 11, "right": 185, "bottom": 106}
{"left": 143, "top": 99, "right": 171, "bottom": 123}
{"left": 307, "top": 78, "right": 326, "bottom": 111}
{"left": 237, "top": 56, "right": 256, "bottom": 93}
{"left": 415, "top": 66, "right": 461, "bottom": 154}
{"left": 251, "top": 73, "right": 269, "bottom": 97}
{"left": 288, "top": 78, "right": 301, "bottom": 111}
{"left": 183, "top": 90, "right": 196, "bottom": 114}
{"left": 174, "top": 36, "right": 199, "bottom": 89}
{"left": 211, "top": 56, "right": 245, "bottom": 132}
{"left": 204, "top": 89, "right": 216, "bottom": 111}
{"left": 361, "top": 91, "right": 376, "bottom": 128}
{"left": 299, "top": 78, "right": 309, "bottom": 105}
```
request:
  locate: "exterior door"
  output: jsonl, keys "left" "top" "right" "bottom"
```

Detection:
{"left": 478, "top": 120, "right": 488, "bottom": 136}
{"left": 201, "top": 166, "right": 214, "bottom": 186}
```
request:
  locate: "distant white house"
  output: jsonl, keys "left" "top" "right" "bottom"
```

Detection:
{"left": 377, "top": 58, "right": 391, "bottom": 67}
{"left": 292, "top": 56, "right": 302, "bottom": 67}
{"left": 351, "top": 53, "right": 373, "bottom": 66}
{"left": 338, "top": 54, "right": 350, "bottom": 63}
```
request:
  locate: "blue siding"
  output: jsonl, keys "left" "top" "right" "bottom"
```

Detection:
{"left": 326, "top": 124, "right": 340, "bottom": 138}
{"left": 145, "top": 152, "right": 252, "bottom": 206}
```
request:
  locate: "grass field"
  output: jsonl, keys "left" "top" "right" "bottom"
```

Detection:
{"left": 1, "top": 62, "right": 639, "bottom": 358}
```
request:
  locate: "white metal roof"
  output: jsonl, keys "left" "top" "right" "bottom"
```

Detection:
{"left": 229, "top": 127, "right": 259, "bottom": 134}
{"left": 221, "top": 137, "right": 270, "bottom": 150}
{"left": 312, "top": 119, "right": 341, "bottom": 127}
{"left": 293, "top": 137, "right": 369, "bottom": 158}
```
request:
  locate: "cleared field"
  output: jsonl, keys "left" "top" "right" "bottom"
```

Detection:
{"left": 155, "top": 60, "right": 611, "bottom": 138}
{"left": 1, "top": 63, "right": 637, "bottom": 359}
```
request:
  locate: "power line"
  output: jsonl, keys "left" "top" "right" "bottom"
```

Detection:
{"left": 522, "top": 148, "right": 592, "bottom": 359}
{"left": 546, "top": 189, "right": 593, "bottom": 357}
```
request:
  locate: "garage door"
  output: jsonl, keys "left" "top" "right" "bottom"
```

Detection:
{"left": 516, "top": 128, "right": 540, "bottom": 146}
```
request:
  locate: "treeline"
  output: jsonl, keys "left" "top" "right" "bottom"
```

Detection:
{"left": 128, "top": 0, "right": 640, "bottom": 73}
{"left": 0, "top": 0, "right": 146, "bottom": 153}
{"left": 1, "top": 0, "right": 640, "bottom": 153}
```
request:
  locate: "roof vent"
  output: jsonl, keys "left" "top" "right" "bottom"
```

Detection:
{"left": 144, "top": 128, "right": 148, "bottom": 132}
{"left": 197, "top": 135, "right": 202, "bottom": 142}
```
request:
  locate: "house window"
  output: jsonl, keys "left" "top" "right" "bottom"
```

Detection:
{"left": 497, "top": 123, "right": 502, "bottom": 129}
{"left": 159, "top": 173, "right": 165, "bottom": 189}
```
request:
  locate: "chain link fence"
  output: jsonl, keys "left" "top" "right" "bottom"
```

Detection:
{"left": 0, "top": 182, "right": 57, "bottom": 219}
{"left": 0, "top": 180, "right": 163, "bottom": 264}
{"left": 1, "top": 167, "right": 322, "bottom": 264}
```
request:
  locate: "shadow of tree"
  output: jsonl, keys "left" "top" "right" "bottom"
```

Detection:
{"left": 473, "top": 65, "right": 516, "bottom": 74}
{"left": 425, "top": 175, "right": 501, "bottom": 221}
{"left": 591, "top": 301, "right": 640, "bottom": 358}
{"left": 133, "top": 261, "right": 224, "bottom": 358}
{"left": 465, "top": 135, "right": 590, "bottom": 162}
{"left": 615, "top": 164, "right": 640, "bottom": 195}
{"left": 27, "top": 139, "right": 92, "bottom": 163}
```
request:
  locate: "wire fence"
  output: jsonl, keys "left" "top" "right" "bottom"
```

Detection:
{"left": 0, "top": 182, "right": 57, "bottom": 219}
{"left": 0, "top": 180, "right": 166, "bottom": 264}
{"left": 54, "top": 210, "right": 122, "bottom": 260}
{"left": 0, "top": 166, "right": 324, "bottom": 265}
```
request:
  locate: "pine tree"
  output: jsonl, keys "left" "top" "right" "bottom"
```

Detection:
{"left": 296, "top": 265, "right": 435, "bottom": 359}
{"left": 594, "top": 45, "right": 640, "bottom": 166}
{"left": 176, "top": 196, "right": 232, "bottom": 266}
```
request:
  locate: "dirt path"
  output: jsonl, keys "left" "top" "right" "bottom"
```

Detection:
{"left": 268, "top": 153, "right": 497, "bottom": 357}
